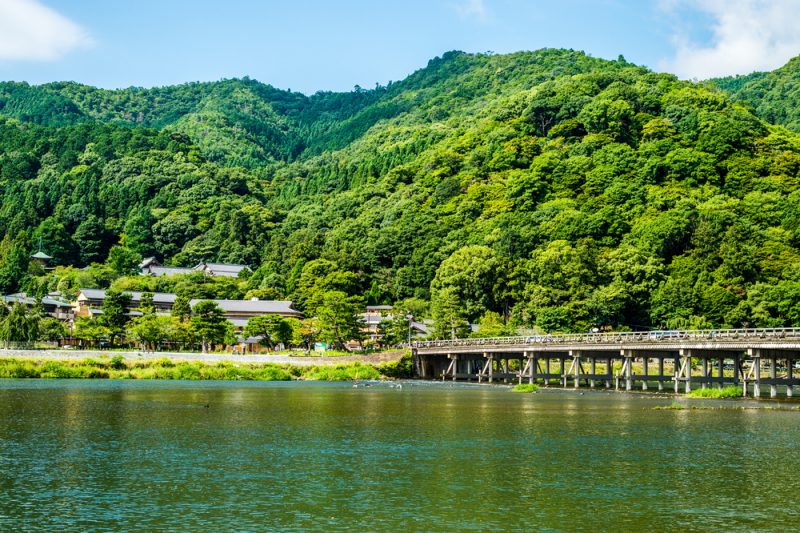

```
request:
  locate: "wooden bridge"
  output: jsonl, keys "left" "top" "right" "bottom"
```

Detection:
{"left": 411, "top": 328, "right": 800, "bottom": 398}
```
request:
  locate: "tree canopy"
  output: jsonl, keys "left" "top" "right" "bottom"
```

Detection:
{"left": 5, "top": 49, "right": 800, "bottom": 335}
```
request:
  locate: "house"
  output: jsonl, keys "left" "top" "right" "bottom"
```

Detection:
{"left": 146, "top": 266, "right": 196, "bottom": 277}
{"left": 138, "top": 257, "right": 249, "bottom": 278}
{"left": 189, "top": 298, "right": 303, "bottom": 329}
{"left": 193, "top": 262, "right": 249, "bottom": 278}
{"left": 74, "top": 289, "right": 177, "bottom": 318}
{"left": 361, "top": 305, "right": 394, "bottom": 343}
{"left": 2, "top": 293, "right": 73, "bottom": 321}
{"left": 74, "top": 289, "right": 302, "bottom": 329}
{"left": 139, "top": 257, "right": 195, "bottom": 277}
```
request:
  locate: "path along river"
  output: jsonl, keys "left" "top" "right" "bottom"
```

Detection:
{"left": 1, "top": 380, "right": 799, "bottom": 531}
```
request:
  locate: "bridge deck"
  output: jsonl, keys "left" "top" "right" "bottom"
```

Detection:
{"left": 412, "top": 328, "right": 800, "bottom": 398}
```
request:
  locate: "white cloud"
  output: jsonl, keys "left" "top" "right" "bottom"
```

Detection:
{"left": 660, "top": 0, "right": 800, "bottom": 79}
{"left": 453, "top": 0, "right": 490, "bottom": 22}
{"left": 0, "top": 0, "right": 93, "bottom": 61}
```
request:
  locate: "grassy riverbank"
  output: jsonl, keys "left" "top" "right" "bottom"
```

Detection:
{"left": 0, "top": 356, "right": 412, "bottom": 382}
{"left": 687, "top": 386, "right": 742, "bottom": 399}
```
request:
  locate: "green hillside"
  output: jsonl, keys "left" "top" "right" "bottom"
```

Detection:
{"left": 713, "top": 56, "right": 800, "bottom": 131}
{"left": 3, "top": 48, "right": 800, "bottom": 334}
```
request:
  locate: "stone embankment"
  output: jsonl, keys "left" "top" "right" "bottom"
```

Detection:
{"left": 0, "top": 348, "right": 407, "bottom": 367}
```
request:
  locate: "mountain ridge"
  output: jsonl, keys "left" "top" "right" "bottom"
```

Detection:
{"left": 2, "top": 48, "right": 800, "bottom": 334}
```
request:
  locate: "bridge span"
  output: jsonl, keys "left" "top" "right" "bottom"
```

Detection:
{"left": 412, "top": 328, "right": 800, "bottom": 398}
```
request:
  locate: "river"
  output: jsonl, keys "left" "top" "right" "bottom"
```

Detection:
{"left": 1, "top": 380, "right": 798, "bottom": 531}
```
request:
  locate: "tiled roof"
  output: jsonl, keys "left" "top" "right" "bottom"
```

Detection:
{"left": 2, "top": 294, "right": 72, "bottom": 308}
{"left": 147, "top": 266, "right": 195, "bottom": 277}
{"left": 79, "top": 289, "right": 177, "bottom": 304}
{"left": 189, "top": 299, "right": 302, "bottom": 316}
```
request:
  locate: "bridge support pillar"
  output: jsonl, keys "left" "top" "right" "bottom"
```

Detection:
{"left": 590, "top": 358, "right": 596, "bottom": 388}
{"left": 560, "top": 357, "right": 567, "bottom": 387}
{"left": 771, "top": 356, "right": 778, "bottom": 398}
{"left": 569, "top": 350, "right": 581, "bottom": 388}
{"left": 678, "top": 350, "right": 692, "bottom": 393}
{"left": 788, "top": 359, "right": 793, "bottom": 398}
{"left": 621, "top": 350, "right": 632, "bottom": 391}
{"left": 545, "top": 358, "right": 551, "bottom": 387}
{"left": 658, "top": 357, "right": 665, "bottom": 391}
{"left": 642, "top": 357, "right": 649, "bottom": 391}
{"left": 606, "top": 357, "right": 612, "bottom": 388}
{"left": 701, "top": 357, "right": 708, "bottom": 390}
{"left": 674, "top": 355, "right": 680, "bottom": 393}
{"left": 717, "top": 356, "right": 724, "bottom": 390}
{"left": 748, "top": 349, "right": 761, "bottom": 398}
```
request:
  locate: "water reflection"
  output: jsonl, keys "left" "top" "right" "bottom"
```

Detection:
{"left": 1, "top": 381, "right": 799, "bottom": 531}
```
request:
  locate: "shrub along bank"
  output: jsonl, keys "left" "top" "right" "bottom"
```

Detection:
{"left": 0, "top": 354, "right": 413, "bottom": 381}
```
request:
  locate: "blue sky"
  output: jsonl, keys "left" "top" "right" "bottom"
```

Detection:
{"left": 0, "top": 0, "right": 798, "bottom": 93}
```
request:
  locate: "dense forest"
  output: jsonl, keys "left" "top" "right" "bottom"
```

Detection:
{"left": 3, "top": 48, "right": 800, "bottom": 336}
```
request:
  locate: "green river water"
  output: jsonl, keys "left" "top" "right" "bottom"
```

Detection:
{"left": 1, "top": 380, "right": 799, "bottom": 532}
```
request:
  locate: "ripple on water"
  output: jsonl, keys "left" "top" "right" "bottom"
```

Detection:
{"left": 1, "top": 381, "right": 799, "bottom": 531}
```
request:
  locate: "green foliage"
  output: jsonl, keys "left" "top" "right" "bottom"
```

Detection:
{"left": 0, "top": 357, "right": 404, "bottom": 381}
{"left": 687, "top": 386, "right": 742, "bottom": 399}
{"left": 190, "top": 300, "right": 227, "bottom": 352}
{"left": 0, "top": 303, "right": 39, "bottom": 345}
{"left": 512, "top": 383, "right": 539, "bottom": 393}
{"left": 376, "top": 353, "right": 414, "bottom": 378}
{"left": 4, "top": 50, "right": 800, "bottom": 333}
{"left": 316, "top": 291, "right": 364, "bottom": 350}
{"left": 38, "top": 317, "right": 68, "bottom": 342}
{"left": 473, "top": 311, "right": 515, "bottom": 338}
{"left": 73, "top": 316, "right": 112, "bottom": 344}
{"left": 243, "top": 315, "right": 293, "bottom": 348}
{"left": 128, "top": 315, "right": 188, "bottom": 350}
{"left": 714, "top": 57, "right": 800, "bottom": 131}
{"left": 107, "top": 245, "right": 141, "bottom": 276}
{"left": 171, "top": 295, "right": 191, "bottom": 321}
{"left": 302, "top": 361, "right": 381, "bottom": 381}
{"left": 100, "top": 290, "right": 132, "bottom": 345}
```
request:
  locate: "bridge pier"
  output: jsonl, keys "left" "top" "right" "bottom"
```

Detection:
{"left": 752, "top": 351, "right": 761, "bottom": 398}
{"left": 657, "top": 357, "right": 664, "bottom": 391}
{"left": 642, "top": 357, "right": 649, "bottom": 391}
{"left": 786, "top": 355, "right": 794, "bottom": 398}
{"left": 771, "top": 356, "right": 778, "bottom": 398}
{"left": 569, "top": 351, "right": 580, "bottom": 388}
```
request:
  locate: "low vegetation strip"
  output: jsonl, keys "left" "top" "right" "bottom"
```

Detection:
{"left": 687, "top": 386, "right": 742, "bottom": 399}
{"left": 0, "top": 356, "right": 412, "bottom": 382}
{"left": 512, "top": 383, "right": 539, "bottom": 393}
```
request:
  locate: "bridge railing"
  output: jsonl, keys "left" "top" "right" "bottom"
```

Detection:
{"left": 414, "top": 327, "right": 800, "bottom": 349}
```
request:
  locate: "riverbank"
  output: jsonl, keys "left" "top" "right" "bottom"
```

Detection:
{"left": 0, "top": 354, "right": 412, "bottom": 381}
{"left": 0, "top": 348, "right": 406, "bottom": 366}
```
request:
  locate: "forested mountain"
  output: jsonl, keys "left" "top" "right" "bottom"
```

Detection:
{"left": 713, "top": 56, "right": 800, "bottom": 132}
{"left": 3, "top": 48, "right": 800, "bottom": 334}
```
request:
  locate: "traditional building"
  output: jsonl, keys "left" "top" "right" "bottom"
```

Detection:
{"left": 138, "top": 257, "right": 249, "bottom": 278}
{"left": 74, "top": 289, "right": 301, "bottom": 328}
{"left": 1, "top": 293, "right": 73, "bottom": 321}
{"left": 188, "top": 298, "right": 303, "bottom": 328}
{"left": 30, "top": 251, "right": 53, "bottom": 269}
{"left": 361, "top": 305, "right": 394, "bottom": 343}
{"left": 74, "top": 289, "right": 177, "bottom": 318}
{"left": 193, "top": 262, "right": 249, "bottom": 278}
